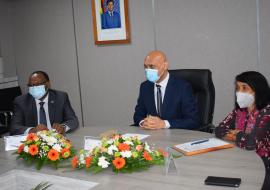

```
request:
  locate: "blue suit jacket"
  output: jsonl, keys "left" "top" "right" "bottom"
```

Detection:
{"left": 133, "top": 75, "right": 199, "bottom": 129}
{"left": 101, "top": 11, "right": 121, "bottom": 29}
{"left": 10, "top": 89, "right": 79, "bottom": 135}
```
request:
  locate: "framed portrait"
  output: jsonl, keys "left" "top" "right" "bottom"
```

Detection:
{"left": 92, "top": 0, "right": 131, "bottom": 45}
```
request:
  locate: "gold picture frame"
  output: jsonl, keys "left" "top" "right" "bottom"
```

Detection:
{"left": 92, "top": 0, "right": 131, "bottom": 45}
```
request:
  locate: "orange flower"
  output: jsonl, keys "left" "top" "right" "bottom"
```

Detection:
{"left": 47, "top": 149, "right": 59, "bottom": 161}
{"left": 61, "top": 148, "right": 71, "bottom": 158}
{"left": 27, "top": 133, "right": 38, "bottom": 141}
{"left": 113, "top": 157, "right": 126, "bottom": 169}
{"left": 143, "top": 151, "right": 152, "bottom": 161}
{"left": 17, "top": 144, "right": 24, "bottom": 154}
{"left": 85, "top": 157, "right": 92, "bottom": 168}
{"left": 29, "top": 144, "right": 39, "bottom": 156}
{"left": 118, "top": 143, "right": 130, "bottom": 151}
{"left": 72, "top": 156, "right": 78, "bottom": 168}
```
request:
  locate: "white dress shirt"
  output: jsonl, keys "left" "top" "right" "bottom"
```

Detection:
{"left": 24, "top": 94, "right": 51, "bottom": 134}
{"left": 35, "top": 95, "right": 52, "bottom": 129}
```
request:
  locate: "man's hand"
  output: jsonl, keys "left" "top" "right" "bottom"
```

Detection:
{"left": 52, "top": 123, "right": 65, "bottom": 134}
{"left": 141, "top": 115, "right": 165, "bottom": 130}
{"left": 29, "top": 124, "right": 48, "bottom": 133}
{"left": 224, "top": 129, "right": 240, "bottom": 142}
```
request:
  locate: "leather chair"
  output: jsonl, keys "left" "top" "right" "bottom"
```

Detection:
{"left": 0, "top": 86, "right": 21, "bottom": 136}
{"left": 169, "top": 69, "right": 215, "bottom": 132}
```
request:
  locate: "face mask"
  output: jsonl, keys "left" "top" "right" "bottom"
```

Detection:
{"left": 145, "top": 69, "right": 159, "bottom": 83}
{"left": 29, "top": 85, "right": 46, "bottom": 99}
{"left": 236, "top": 92, "right": 255, "bottom": 108}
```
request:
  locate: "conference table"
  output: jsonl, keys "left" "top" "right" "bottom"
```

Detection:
{"left": 0, "top": 126, "right": 265, "bottom": 190}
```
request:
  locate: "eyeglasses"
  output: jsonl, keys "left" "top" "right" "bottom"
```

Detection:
{"left": 27, "top": 81, "right": 47, "bottom": 87}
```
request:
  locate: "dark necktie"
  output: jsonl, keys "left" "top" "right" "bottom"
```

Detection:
{"left": 156, "top": 84, "right": 162, "bottom": 117}
{"left": 39, "top": 102, "right": 47, "bottom": 126}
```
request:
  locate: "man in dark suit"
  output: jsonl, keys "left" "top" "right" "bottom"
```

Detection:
{"left": 101, "top": 0, "right": 121, "bottom": 29}
{"left": 133, "top": 51, "right": 199, "bottom": 129}
{"left": 10, "top": 71, "right": 79, "bottom": 135}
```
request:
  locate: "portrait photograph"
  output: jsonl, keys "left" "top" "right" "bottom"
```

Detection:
{"left": 92, "top": 0, "right": 130, "bottom": 45}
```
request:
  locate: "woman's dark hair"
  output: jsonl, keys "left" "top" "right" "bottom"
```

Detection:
{"left": 235, "top": 71, "right": 270, "bottom": 110}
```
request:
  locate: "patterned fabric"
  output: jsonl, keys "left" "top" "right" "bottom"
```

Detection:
{"left": 215, "top": 104, "right": 270, "bottom": 169}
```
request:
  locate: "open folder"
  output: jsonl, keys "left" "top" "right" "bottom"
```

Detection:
{"left": 172, "top": 138, "right": 234, "bottom": 156}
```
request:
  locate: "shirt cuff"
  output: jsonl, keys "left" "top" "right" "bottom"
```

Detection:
{"left": 24, "top": 127, "right": 33, "bottom": 135}
{"left": 139, "top": 120, "right": 144, "bottom": 127}
{"left": 62, "top": 124, "right": 70, "bottom": 132}
{"left": 164, "top": 120, "right": 171, "bottom": 129}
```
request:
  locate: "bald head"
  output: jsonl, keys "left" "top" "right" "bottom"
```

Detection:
{"left": 145, "top": 51, "right": 167, "bottom": 65}
{"left": 144, "top": 50, "right": 169, "bottom": 83}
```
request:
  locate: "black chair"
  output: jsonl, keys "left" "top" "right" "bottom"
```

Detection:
{"left": 0, "top": 86, "right": 21, "bottom": 136}
{"left": 169, "top": 69, "right": 215, "bottom": 132}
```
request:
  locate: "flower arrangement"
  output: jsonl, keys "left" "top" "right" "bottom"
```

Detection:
{"left": 15, "top": 130, "right": 75, "bottom": 170}
{"left": 71, "top": 134, "right": 167, "bottom": 173}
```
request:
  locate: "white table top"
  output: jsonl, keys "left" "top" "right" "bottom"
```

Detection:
{"left": 0, "top": 126, "right": 265, "bottom": 190}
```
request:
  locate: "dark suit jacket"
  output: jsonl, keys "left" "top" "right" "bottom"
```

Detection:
{"left": 10, "top": 89, "right": 79, "bottom": 135}
{"left": 133, "top": 75, "right": 199, "bottom": 129}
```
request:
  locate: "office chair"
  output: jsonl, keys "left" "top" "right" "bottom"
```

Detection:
{"left": 0, "top": 86, "right": 21, "bottom": 137}
{"left": 169, "top": 69, "right": 215, "bottom": 132}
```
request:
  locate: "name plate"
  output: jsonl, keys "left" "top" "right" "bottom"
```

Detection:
{"left": 4, "top": 135, "right": 27, "bottom": 151}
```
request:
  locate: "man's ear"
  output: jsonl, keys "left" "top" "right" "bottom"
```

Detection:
{"left": 164, "top": 61, "right": 169, "bottom": 70}
{"left": 46, "top": 81, "right": 51, "bottom": 90}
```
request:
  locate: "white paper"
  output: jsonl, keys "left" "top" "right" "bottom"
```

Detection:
{"left": 122, "top": 133, "right": 150, "bottom": 140}
{"left": 4, "top": 135, "right": 27, "bottom": 151}
{"left": 175, "top": 138, "right": 230, "bottom": 152}
{"left": 84, "top": 136, "right": 101, "bottom": 151}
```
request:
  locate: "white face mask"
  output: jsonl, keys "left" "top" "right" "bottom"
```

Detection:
{"left": 236, "top": 92, "right": 255, "bottom": 108}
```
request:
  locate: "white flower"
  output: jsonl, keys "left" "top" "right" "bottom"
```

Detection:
{"left": 45, "top": 136, "right": 57, "bottom": 146}
{"left": 23, "top": 146, "right": 29, "bottom": 153}
{"left": 52, "top": 144, "right": 62, "bottom": 152}
{"left": 98, "top": 156, "right": 110, "bottom": 168}
{"left": 121, "top": 151, "right": 132, "bottom": 158}
{"left": 124, "top": 141, "right": 134, "bottom": 146}
{"left": 107, "top": 139, "right": 114, "bottom": 145}
{"left": 144, "top": 142, "right": 152, "bottom": 153}
{"left": 108, "top": 145, "right": 118, "bottom": 155}
{"left": 79, "top": 154, "right": 85, "bottom": 164}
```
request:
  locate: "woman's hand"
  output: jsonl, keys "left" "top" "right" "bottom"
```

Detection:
{"left": 224, "top": 130, "right": 240, "bottom": 142}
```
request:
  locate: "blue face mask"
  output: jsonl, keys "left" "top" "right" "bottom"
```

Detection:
{"left": 29, "top": 85, "right": 46, "bottom": 99}
{"left": 145, "top": 69, "right": 159, "bottom": 83}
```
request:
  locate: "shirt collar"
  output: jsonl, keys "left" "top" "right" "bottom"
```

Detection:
{"left": 155, "top": 72, "right": 170, "bottom": 88}
{"left": 36, "top": 93, "right": 49, "bottom": 104}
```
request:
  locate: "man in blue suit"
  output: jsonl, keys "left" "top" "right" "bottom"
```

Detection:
{"left": 101, "top": 0, "right": 121, "bottom": 29}
{"left": 133, "top": 51, "right": 199, "bottom": 129}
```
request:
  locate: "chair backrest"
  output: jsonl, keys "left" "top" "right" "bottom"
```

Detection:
{"left": 0, "top": 86, "right": 21, "bottom": 136}
{"left": 169, "top": 69, "right": 215, "bottom": 132}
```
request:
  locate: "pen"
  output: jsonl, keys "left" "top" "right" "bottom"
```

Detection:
{"left": 191, "top": 139, "right": 209, "bottom": 145}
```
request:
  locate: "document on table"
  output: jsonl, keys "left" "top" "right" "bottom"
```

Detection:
{"left": 84, "top": 136, "right": 101, "bottom": 151}
{"left": 173, "top": 138, "right": 234, "bottom": 156}
{"left": 4, "top": 135, "right": 27, "bottom": 151}
{"left": 122, "top": 133, "right": 150, "bottom": 140}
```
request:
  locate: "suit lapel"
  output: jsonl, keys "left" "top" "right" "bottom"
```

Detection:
{"left": 161, "top": 76, "right": 175, "bottom": 118}
{"left": 29, "top": 95, "right": 38, "bottom": 126}
{"left": 48, "top": 90, "right": 56, "bottom": 125}
{"left": 148, "top": 83, "right": 158, "bottom": 115}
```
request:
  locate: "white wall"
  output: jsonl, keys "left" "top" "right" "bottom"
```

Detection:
{"left": 10, "top": 0, "right": 83, "bottom": 125}
{"left": 0, "top": 0, "right": 17, "bottom": 78}
{"left": 8, "top": 0, "right": 270, "bottom": 127}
